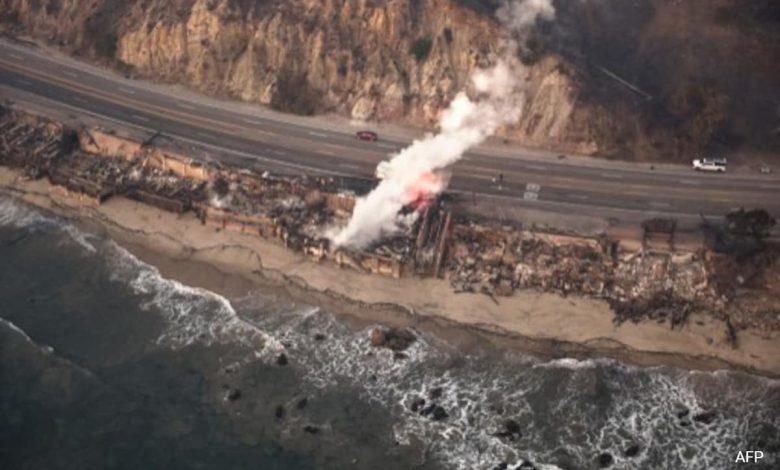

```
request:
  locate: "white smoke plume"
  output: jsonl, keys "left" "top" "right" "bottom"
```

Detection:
{"left": 332, "top": 0, "right": 555, "bottom": 249}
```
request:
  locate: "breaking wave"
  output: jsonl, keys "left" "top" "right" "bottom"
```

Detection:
{"left": 237, "top": 302, "right": 780, "bottom": 470}
{"left": 3, "top": 196, "right": 777, "bottom": 469}
{"left": 0, "top": 197, "right": 96, "bottom": 252}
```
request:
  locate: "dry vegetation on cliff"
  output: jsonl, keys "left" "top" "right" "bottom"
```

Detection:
{"left": 1, "top": 0, "right": 778, "bottom": 161}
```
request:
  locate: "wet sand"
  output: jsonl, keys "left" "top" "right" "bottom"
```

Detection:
{"left": 2, "top": 167, "right": 778, "bottom": 377}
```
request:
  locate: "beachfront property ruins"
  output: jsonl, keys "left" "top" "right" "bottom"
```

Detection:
{"left": 1, "top": 106, "right": 778, "bottom": 337}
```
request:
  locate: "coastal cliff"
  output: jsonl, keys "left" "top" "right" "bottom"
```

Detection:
{"left": 1, "top": 0, "right": 778, "bottom": 160}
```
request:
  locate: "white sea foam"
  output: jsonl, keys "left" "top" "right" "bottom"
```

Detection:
{"left": 0, "top": 316, "right": 34, "bottom": 343}
{"left": 0, "top": 197, "right": 96, "bottom": 252}
{"left": 104, "top": 241, "right": 272, "bottom": 350}
{"left": 237, "top": 305, "right": 780, "bottom": 470}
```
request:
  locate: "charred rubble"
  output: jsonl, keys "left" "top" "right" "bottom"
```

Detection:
{"left": 1, "top": 107, "right": 777, "bottom": 334}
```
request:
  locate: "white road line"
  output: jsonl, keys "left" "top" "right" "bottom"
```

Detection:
{"left": 377, "top": 143, "right": 395, "bottom": 149}
{"left": 73, "top": 97, "right": 88, "bottom": 104}
{"left": 760, "top": 184, "right": 777, "bottom": 189}
{"left": 118, "top": 87, "right": 136, "bottom": 95}
{"left": 131, "top": 114, "right": 150, "bottom": 122}
{"left": 7, "top": 53, "right": 23, "bottom": 60}
{"left": 678, "top": 179, "right": 700, "bottom": 185}
{"left": 242, "top": 118, "right": 264, "bottom": 125}
{"left": 309, "top": 131, "right": 329, "bottom": 138}
{"left": 570, "top": 194, "right": 589, "bottom": 200}
{"left": 599, "top": 172, "right": 624, "bottom": 179}
{"left": 270, "top": 149, "right": 286, "bottom": 156}
{"left": 14, "top": 78, "right": 32, "bottom": 86}
{"left": 338, "top": 163, "right": 360, "bottom": 170}
{"left": 196, "top": 131, "right": 214, "bottom": 139}
{"left": 649, "top": 201, "right": 671, "bottom": 208}
{"left": 176, "top": 102, "right": 195, "bottom": 110}
{"left": 526, "top": 164, "right": 548, "bottom": 171}
{"left": 62, "top": 70, "right": 78, "bottom": 78}
{"left": 320, "top": 150, "right": 337, "bottom": 156}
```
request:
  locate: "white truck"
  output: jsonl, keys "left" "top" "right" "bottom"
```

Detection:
{"left": 692, "top": 157, "right": 727, "bottom": 173}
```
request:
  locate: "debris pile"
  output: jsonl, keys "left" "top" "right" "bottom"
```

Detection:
{"left": 1, "top": 107, "right": 777, "bottom": 333}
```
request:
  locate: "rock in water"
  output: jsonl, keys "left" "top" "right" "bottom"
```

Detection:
{"left": 431, "top": 405, "right": 448, "bottom": 421}
{"left": 410, "top": 398, "right": 426, "bottom": 413}
{"left": 428, "top": 387, "right": 444, "bottom": 400}
{"left": 368, "top": 327, "right": 416, "bottom": 351}
{"left": 692, "top": 411, "right": 716, "bottom": 425}
{"left": 597, "top": 452, "right": 614, "bottom": 468}
{"left": 275, "top": 405, "right": 285, "bottom": 420}
{"left": 296, "top": 397, "right": 308, "bottom": 410}
{"left": 303, "top": 425, "right": 320, "bottom": 435}
{"left": 225, "top": 388, "right": 242, "bottom": 401}
{"left": 624, "top": 444, "right": 641, "bottom": 457}
{"left": 276, "top": 353, "right": 288, "bottom": 366}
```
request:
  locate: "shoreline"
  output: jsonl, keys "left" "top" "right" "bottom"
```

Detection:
{"left": 2, "top": 167, "right": 778, "bottom": 378}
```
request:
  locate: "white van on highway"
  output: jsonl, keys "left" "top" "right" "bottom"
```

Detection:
{"left": 692, "top": 157, "right": 727, "bottom": 173}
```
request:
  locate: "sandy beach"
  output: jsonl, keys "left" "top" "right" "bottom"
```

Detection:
{"left": 2, "top": 166, "right": 778, "bottom": 377}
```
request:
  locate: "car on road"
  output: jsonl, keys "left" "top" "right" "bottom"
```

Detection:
{"left": 692, "top": 157, "right": 727, "bottom": 172}
{"left": 356, "top": 130, "right": 378, "bottom": 141}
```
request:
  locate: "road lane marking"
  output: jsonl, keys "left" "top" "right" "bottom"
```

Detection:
{"left": 377, "top": 143, "right": 396, "bottom": 149}
{"left": 242, "top": 118, "right": 264, "bottom": 125}
{"left": 62, "top": 70, "right": 78, "bottom": 78}
{"left": 338, "top": 163, "right": 360, "bottom": 170}
{"left": 649, "top": 201, "right": 671, "bottom": 208}
{"left": 131, "top": 114, "right": 150, "bottom": 122}
{"left": 14, "top": 78, "right": 32, "bottom": 86}
{"left": 196, "top": 131, "right": 215, "bottom": 139}
{"left": 7, "top": 53, "right": 23, "bottom": 60}
{"left": 309, "top": 131, "right": 329, "bottom": 138}
{"left": 73, "top": 97, "right": 88, "bottom": 104}
{"left": 679, "top": 179, "right": 700, "bottom": 185}
{"left": 270, "top": 149, "right": 286, "bottom": 156}
{"left": 118, "top": 87, "right": 136, "bottom": 95}
{"left": 760, "top": 184, "right": 777, "bottom": 189}
{"left": 176, "top": 102, "right": 195, "bottom": 110}
{"left": 570, "top": 194, "right": 589, "bottom": 200}
{"left": 599, "top": 172, "right": 624, "bottom": 179}
{"left": 526, "top": 164, "right": 548, "bottom": 171}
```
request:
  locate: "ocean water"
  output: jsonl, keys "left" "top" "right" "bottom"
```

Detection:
{"left": 0, "top": 195, "right": 778, "bottom": 470}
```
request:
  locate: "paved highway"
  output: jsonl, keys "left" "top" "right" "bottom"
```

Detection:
{"left": 0, "top": 40, "right": 777, "bottom": 221}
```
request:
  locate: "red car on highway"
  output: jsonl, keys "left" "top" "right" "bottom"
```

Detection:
{"left": 356, "top": 130, "right": 378, "bottom": 141}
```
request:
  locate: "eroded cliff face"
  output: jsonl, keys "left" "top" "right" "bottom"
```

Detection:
{"left": 1, "top": 0, "right": 778, "bottom": 161}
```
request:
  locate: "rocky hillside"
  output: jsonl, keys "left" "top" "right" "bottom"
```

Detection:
{"left": 1, "top": 0, "right": 778, "bottom": 161}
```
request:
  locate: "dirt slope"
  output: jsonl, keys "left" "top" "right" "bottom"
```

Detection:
{"left": 1, "top": 0, "right": 778, "bottom": 161}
